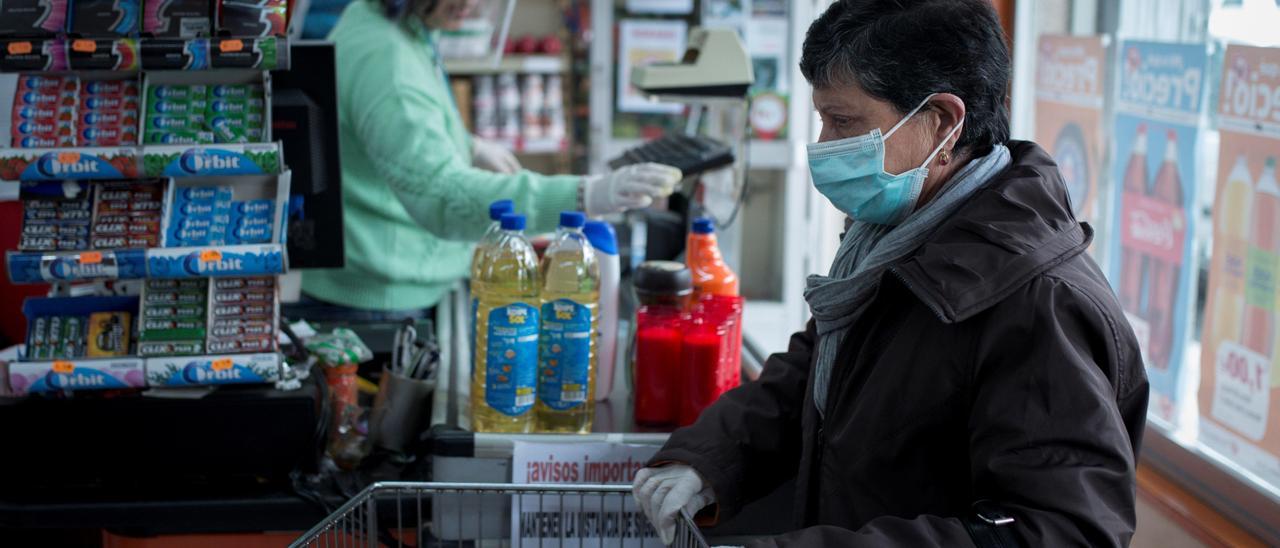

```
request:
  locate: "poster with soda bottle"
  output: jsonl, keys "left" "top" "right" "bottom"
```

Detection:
{"left": 1034, "top": 35, "right": 1108, "bottom": 257}
{"left": 1108, "top": 41, "right": 1208, "bottom": 426}
{"left": 1199, "top": 45, "right": 1280, "bottom": 490}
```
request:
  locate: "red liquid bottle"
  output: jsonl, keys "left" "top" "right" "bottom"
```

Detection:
{"left": 1120, "top": 123, "right": 1150, "bottom": 317}
{"left": 679, "top": 314, "right": 728, "bottom": 426}
{"left": 632, "top": 261, "right": 693, "bottom": 427}
{"left": 1148, "top": 130, "right": 1184, "bottom": 369}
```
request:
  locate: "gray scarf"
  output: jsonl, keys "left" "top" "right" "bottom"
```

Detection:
{"left": 806, "top": 145, "right": 1012, "bottom": 415}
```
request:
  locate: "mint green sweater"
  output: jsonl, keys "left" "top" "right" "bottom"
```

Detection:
{"left": 302, "top": 1, "right": 581, "bottom": 311}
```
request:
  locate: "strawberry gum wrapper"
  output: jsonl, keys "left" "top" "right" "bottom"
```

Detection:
{"left": 13, "top": 104, "right": 76, "bottom": 122}
{"left": 79, "top": 109, "right": 138, "bottom": 126}
{"left": 17, "top": 75, "right": 77, "bottom": 93}
{"left": 80, "top": 80, "right": 141, "bottom": 97}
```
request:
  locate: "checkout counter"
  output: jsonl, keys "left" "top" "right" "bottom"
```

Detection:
{"left": 421, "top": 283, "right": 791, "bottom": 541}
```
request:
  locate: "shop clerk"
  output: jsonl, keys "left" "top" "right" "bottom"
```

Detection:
{"left": 634, "top": 0, "right": 1150, "bottom": 546}
{"left": 299, "top": 0, "right": 682, "bottom": 320}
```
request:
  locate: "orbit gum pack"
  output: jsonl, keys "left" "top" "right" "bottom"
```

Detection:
{"left": 8, "top": 73, "right": 141, "bottom": 148}
{"left": 143, "top": 82, "right": 263, "bottom": 144}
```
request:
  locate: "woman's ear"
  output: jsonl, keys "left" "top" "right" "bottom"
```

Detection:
{"left": 929, "top": 93, "right": 967, "bottom": 149}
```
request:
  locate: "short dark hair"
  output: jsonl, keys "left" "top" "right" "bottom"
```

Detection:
{"left": 800, "top": 0, "right": 1011, "bottom": 155}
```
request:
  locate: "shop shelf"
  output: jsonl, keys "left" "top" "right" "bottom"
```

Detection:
{"left": 0, "top": 147, "right": 141, "bottom": 181}
{"left": 5, "top": 353, "right": 283, "bottom": 394}
{"left": 146, "top": 244, "right": 287, "bottom": 279}
{"left": 140, "top": 143, "right": 284, "bottom": 177}
{"left": 605, "top": 138, "right": 795, "bottom": 171}
{"left": 8, "top": 357, "right": 147, "bottom": 394}
{"left": 0, "top": 143, "right": 285, "bottom": 181}
{"left": 6, "top": 248, "right": 148, "bottom": 284}
{"left": 0, "top": 37, "right": 290, "bottom": 73}
{"left": 6, "top": 244, "right": 287, "bottom": 283}
{"left": 445, "top": 54, "right": 566, "bottom": 75}
{"left": 144, "top": 353, "right": 282, "bottom": 387}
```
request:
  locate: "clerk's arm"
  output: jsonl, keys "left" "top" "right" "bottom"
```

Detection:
{"left": 341, "top": 48, "right": 579, "bottom": 241}
{"left": 753, "top": 277, "right": 1147, "bottom": 547}
{"left": 650, "top": 319, "right": 816, "bottom": 520}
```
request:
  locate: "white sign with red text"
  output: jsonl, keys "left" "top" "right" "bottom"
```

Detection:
{"left": 511, "top": 441, "right": 662, "bottom": 547}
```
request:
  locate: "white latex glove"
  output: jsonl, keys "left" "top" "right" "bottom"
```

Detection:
{"left": 471, "top": 137, "right": 521, "bottom": 174}
{"left": 633, "top": 465, "right": 714, "bottom": 545}
{"left": 582, "top": 163, "right": 683, "bottom": 217}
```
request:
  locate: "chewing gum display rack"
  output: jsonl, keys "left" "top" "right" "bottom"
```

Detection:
{"left": 4, "top": 32, "right": 294, "bottom": 393}
{"left": 0, "top": 37, "right": 291, "bottom": 72}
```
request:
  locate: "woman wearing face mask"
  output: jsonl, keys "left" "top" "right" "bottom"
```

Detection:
{"left": 633, "top": 1, "right": 1148, "bottom": 547}
{"left": 297, "top": 0, "right": 681, "bottom": 320}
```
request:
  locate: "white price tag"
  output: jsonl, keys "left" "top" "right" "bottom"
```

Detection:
{"left": 1210, "top": 341, "right": 1272, "bottom": 441}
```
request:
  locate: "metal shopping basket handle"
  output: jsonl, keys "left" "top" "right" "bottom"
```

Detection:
{"left": 291, "top": 481, "right": 711, "bottom": 548}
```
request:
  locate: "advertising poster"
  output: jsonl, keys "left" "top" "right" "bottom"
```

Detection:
{"left": 511, "top": 442, "right": 661, "bottom": 547}
{"left": 747, "top": 17, "right": 789, "bottom": 140}
{"left": 1108, "top": 41, "right": 1207, "bottom": 425}
{"left": 1199, "top": 45, "right": 1280, "bottom": 489}
{"left": 1034, "top": 35, "right": 1107, "bottom": 242}
{"left": 702, "top": 0, "right": 750, "bottom": 38}
{"left": 617, "top": 19, "right": 688, "bottom": 114}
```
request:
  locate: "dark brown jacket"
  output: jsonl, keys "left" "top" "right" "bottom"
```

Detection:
{"left": 652, "top": 141, "right": 1149, "bottom": 547}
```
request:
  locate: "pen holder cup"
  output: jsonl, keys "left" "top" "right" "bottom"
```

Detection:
{"left": 369, "top": 368, "right": 435, "bottom": 453}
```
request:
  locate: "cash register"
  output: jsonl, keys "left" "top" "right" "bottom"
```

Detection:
{"left": 609, "top": 28, "right": 755, "bottom": 179}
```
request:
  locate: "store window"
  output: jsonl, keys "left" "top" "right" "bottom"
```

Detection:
{"left": 1017, "top": 0, "right": 1280, "bottom": 540}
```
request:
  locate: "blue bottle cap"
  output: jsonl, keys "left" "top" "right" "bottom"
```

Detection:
{"left": 583, "top": 220, "right": 618, "bottom": 255}
{"left": 691, "top": 217, "right": 715, "bottom": 235}
{"left": 559, "top": 211, "right": 586, "bottom": 229}
{"left": 500, "top": 213, "right": 526, "bottom": 231}
{"left": 489, "top": 200, "right": 515, "bottom": 221}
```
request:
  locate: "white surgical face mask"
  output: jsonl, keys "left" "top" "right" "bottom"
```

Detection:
{"left": 807, "top": 93, "right": 963, "bottom": 225}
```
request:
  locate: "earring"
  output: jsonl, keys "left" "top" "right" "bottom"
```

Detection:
{"left": 940, "top": 150, "right": 952, "bottom": 165}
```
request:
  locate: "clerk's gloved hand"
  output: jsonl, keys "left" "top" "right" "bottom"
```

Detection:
{"left": 582, "top": 163, "right": 683, "bottom": 216}
{"left": 471, "top": 137, "right": 522, "bottom": 174}
{"left": 633, "top": 464, "right": 714, "bottom": 546}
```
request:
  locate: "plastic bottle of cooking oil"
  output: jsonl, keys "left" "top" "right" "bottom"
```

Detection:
{"left": 470, "top": 200, "right": 515, "bottom": 375}
{"left": 535, "top": 211, "right": 600, "bottom": 433}
{"left": 472, "top": 213, "right": 540, "bottom": 433}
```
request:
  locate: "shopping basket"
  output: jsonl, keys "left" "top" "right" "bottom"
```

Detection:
{"left": 290, "top": 481, "right": 710, "bottom": 548}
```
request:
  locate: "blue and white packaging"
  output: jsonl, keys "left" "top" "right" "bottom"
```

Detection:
{"left": 145, "top": 353, "right": 280, "bottom": 386}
